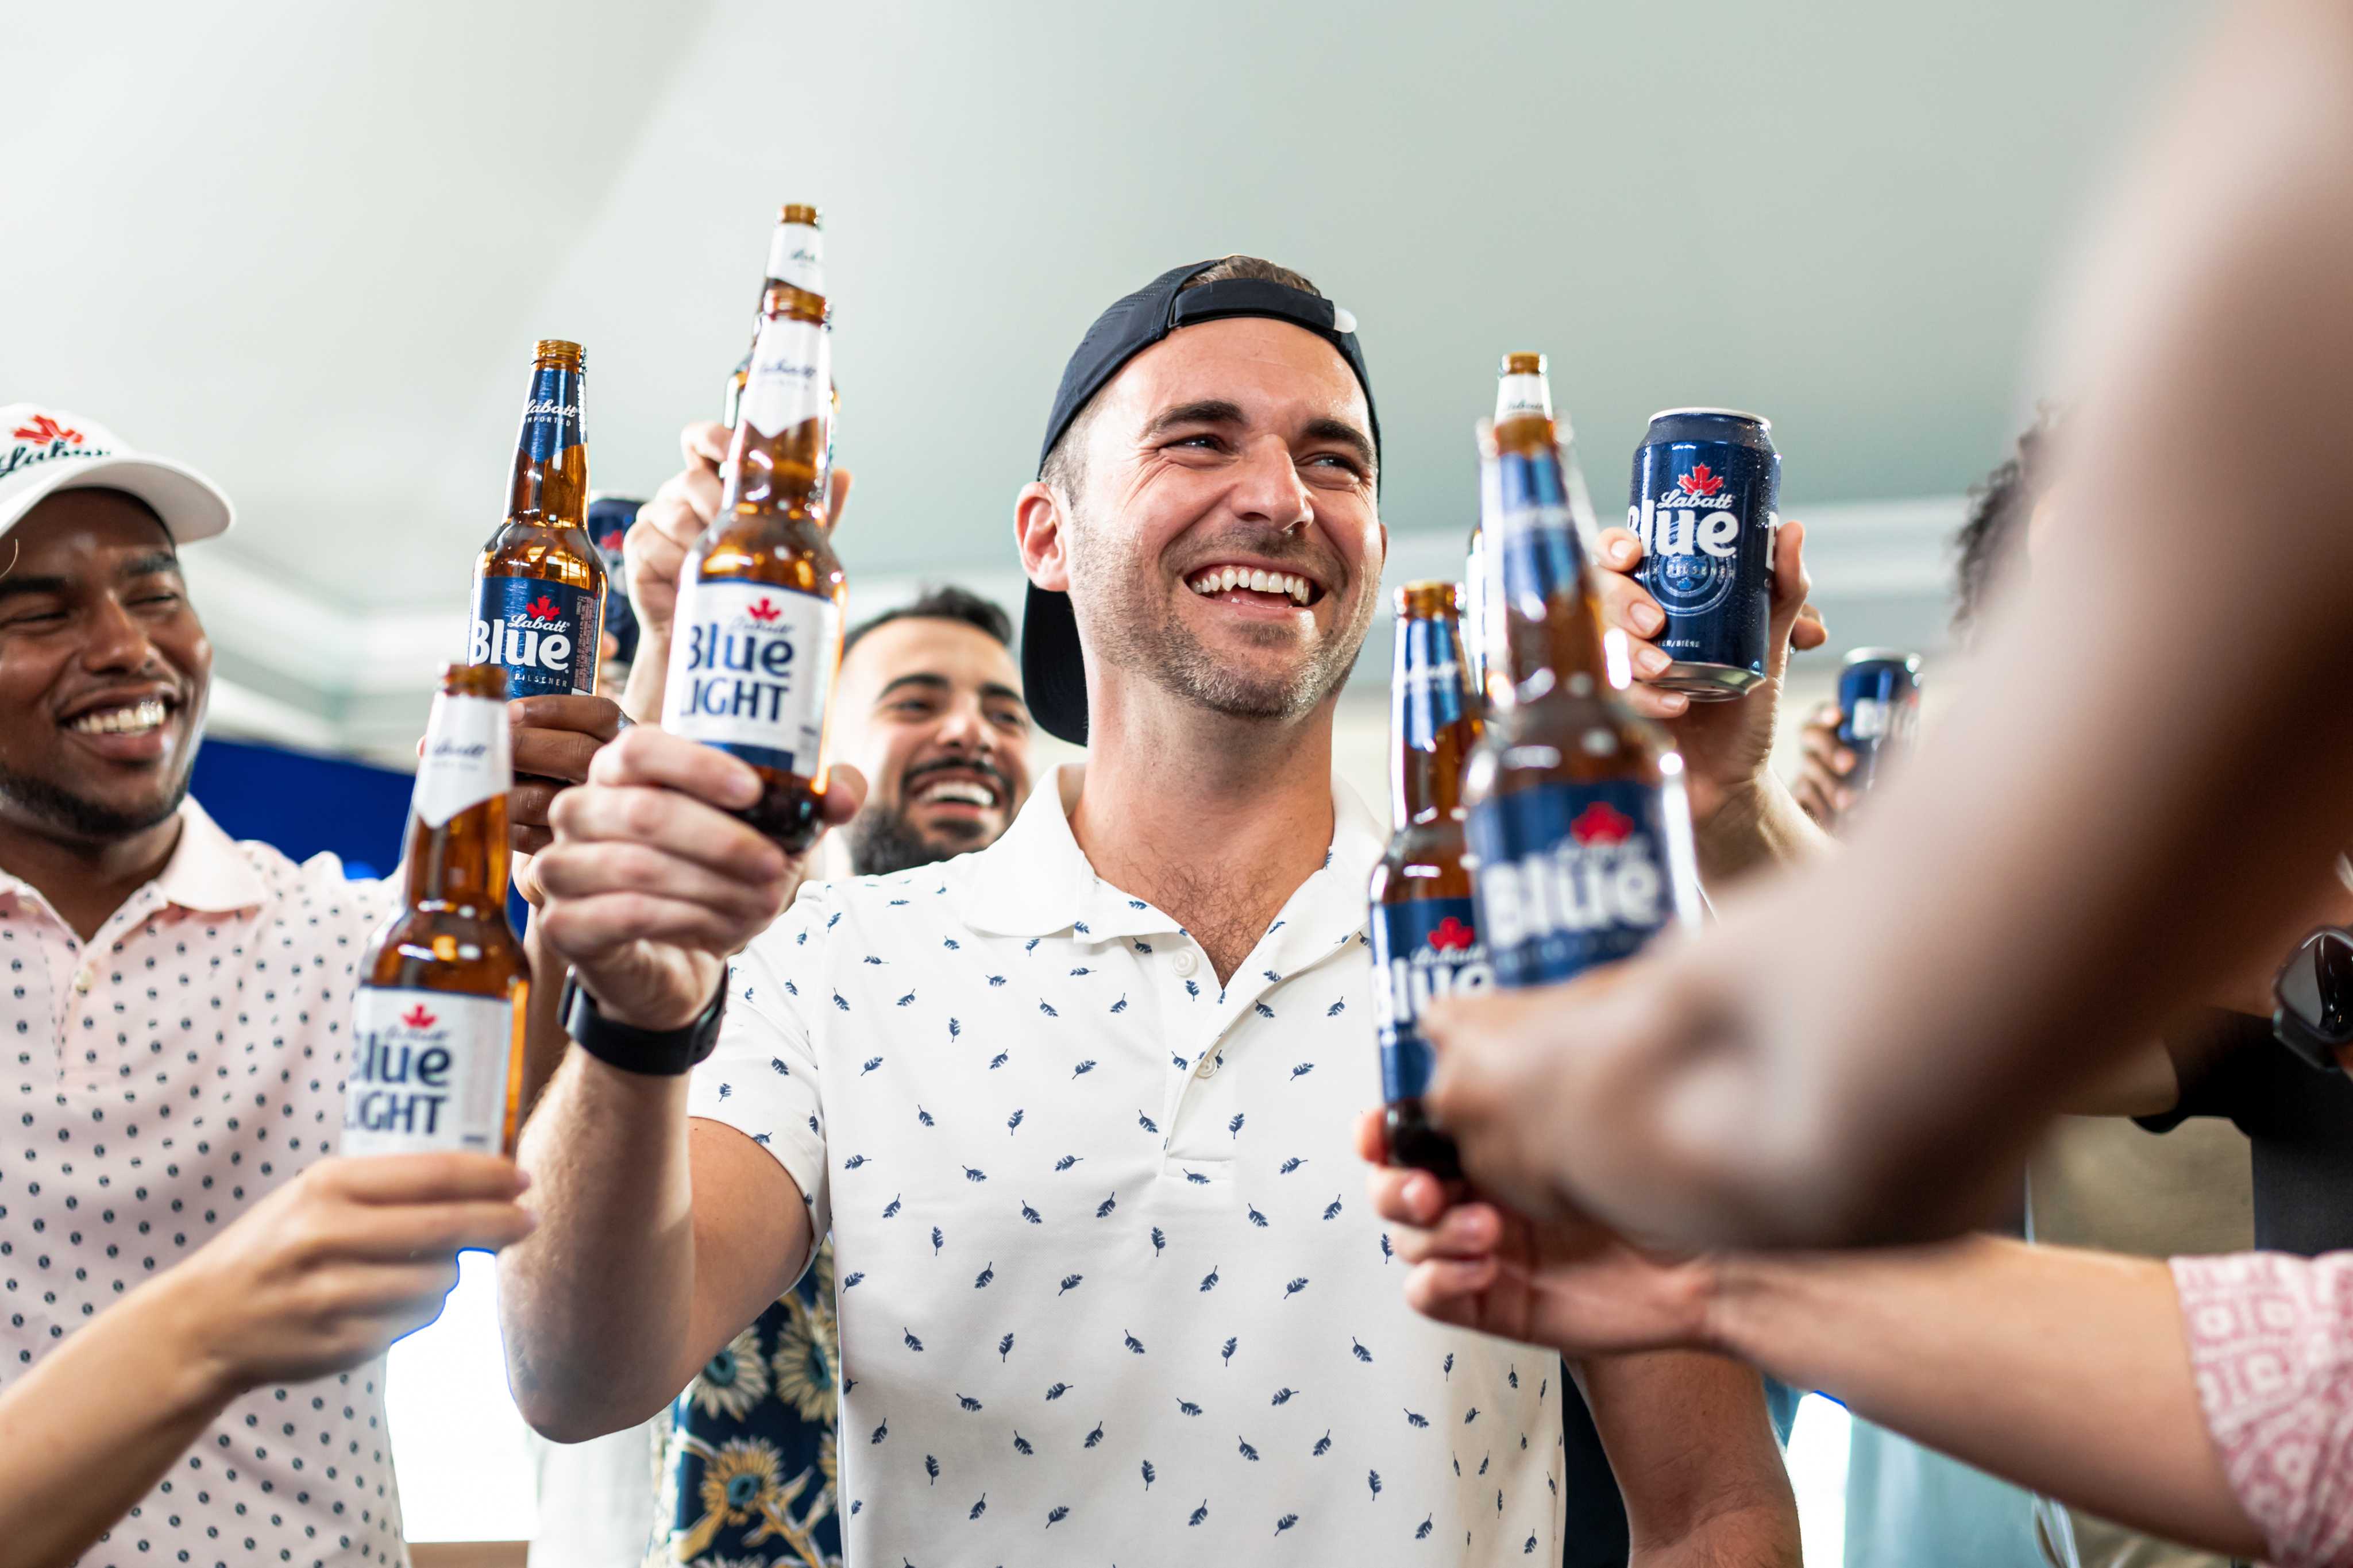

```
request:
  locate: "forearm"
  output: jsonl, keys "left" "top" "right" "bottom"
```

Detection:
{"left": 619, "top": 627, "right": 671, "bottom": 727}
{"left": 499, "top": 1051, "right": 704, "bottom": 1439}
{"left": 1694, "top": 775, "right": 1831, "bottom": 887}
{"left": 0, "top": 1273, "right": 238, "bottom": 1568}
{"left": 1583, "top": 1349, "right": 1798, "bottom": 1566}
{"left": 1704, "top": 1237, "right": 2261, "bottom": 1558}
{"left": 515, "top": 914, "right": 573, "bottom": 1127}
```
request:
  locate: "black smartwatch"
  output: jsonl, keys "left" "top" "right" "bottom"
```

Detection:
{"left": 562, "top": 974, "right": 727, "bottom": 1076}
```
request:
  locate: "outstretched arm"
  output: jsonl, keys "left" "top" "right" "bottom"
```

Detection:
{"left": 1583, "top": 1351, "right": 1799, "bottom": 1567}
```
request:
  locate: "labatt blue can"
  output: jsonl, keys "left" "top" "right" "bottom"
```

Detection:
{"left": 1835, "top": 648, "right": 1923, "bottom": 795}
{"left": 1627, "top": 408, "right": 1780, "bottom": 699}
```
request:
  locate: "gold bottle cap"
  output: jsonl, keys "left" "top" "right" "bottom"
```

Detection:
{"left": 1500, "top": 352, "right": 1546, "bottom": 377}
{"left": 533, "top": 339, "right": 585, "bottom": 366}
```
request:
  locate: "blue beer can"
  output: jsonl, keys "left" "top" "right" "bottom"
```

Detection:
{"left": 1626, "top": 409, "right": 1781, "bottom": 699}
{"left": 1834, "top": 648, "right": 1923, "bottom": 795}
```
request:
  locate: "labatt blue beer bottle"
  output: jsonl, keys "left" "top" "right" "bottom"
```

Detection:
{"left": 663, "top": 205, "right": 846, "bottom": 851}
{"left": 1370, "top": 581, "right": 1490, "bottom": 1177}
{"left": 1463, "top": 398, "right": 1703, "bottom": 994}
{"left": 345, "top": 665, "right": 529, "bottom": 1156}
{"left": 469, "top": 340, "right": 608, "bottom": 701}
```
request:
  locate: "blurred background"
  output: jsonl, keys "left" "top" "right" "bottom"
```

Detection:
{"left": 4, "top": 0, "right": 2215, "bottom": 1557}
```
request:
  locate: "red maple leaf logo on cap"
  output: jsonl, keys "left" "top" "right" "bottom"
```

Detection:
{"left": 11, "top": 414, "right": 82, "bottom": 446}
{"left": 1677, "top": 464, "right": 1723, "bottom": 498}
{"left": 1428, "top": 916, "right": 1475, "bottom": 953}
{"left": 526, "top": 594, "right": 558, "bottom": 620}
{"left": 401, "top": 1004, "right": 437, "bottom": 1030}
{"left": 747, "top": 598, "right": 781, "bottom": 624}
{"left": 1569, "top": 801, "right": 1635, "bottom": 845}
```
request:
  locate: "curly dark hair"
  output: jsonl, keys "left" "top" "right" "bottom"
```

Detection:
{"left": 1951, "top": 405, "right": 2066, "bottom": 639}
{"left": 843, "top": 584, "right": 1014, "bottom": 658}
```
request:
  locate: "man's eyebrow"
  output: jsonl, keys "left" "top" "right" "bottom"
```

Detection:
{"left": 979, "top": 681, "right": 1029, "bottom": 712}
{"left": 121, "top": 551, "right": 183, "bottom": 580}
{"left": 1301, "top": 416, "right": 1376, "bottom": 472}
{"left": 875, "top": 673, "right": 952, "bottom": 702}
{"left": 0, "top": 574, "right": 71, "bottom": 604}
{"left": 1141, "top": 400, "right": 1248, "bottom": 440}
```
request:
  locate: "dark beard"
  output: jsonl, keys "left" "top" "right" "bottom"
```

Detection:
{"left": 1066, "top": 517, "right": 1373, "bottom": 723}
{"left": 847, "top": 800, "right": 990, "bottom": 877}
{"left": 0, "top": 759, "right": 192, "bottom": 843}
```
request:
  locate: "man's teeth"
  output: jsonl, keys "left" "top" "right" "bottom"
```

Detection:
{"left": 1188, "top": 566, "right": 1313, "bottom": 605}
{"left": 920, "top": 780, "right": 996, "bottom": 807}
{"left": 70, "top": 700, "right": 167, "bottom": 736}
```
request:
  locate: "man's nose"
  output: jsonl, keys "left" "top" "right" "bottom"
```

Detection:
{"left": 1228, "top": 433, "right": 1315, "bottom": 534}
{"left": 80, "top": 594, "right": 157, "bottom": 675}
{"left": 934, "top": 696, "right": 995, "bottom": 755}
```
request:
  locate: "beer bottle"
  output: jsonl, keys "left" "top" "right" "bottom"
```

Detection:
{"left": 725, "top": 213, "right": 840, "bottom": 520}
{"left": 1370, "top": 582, "right": 1489, "bottom": 1177}
{"left": 1462, "top": 386, "right": 1702, "bottom": 993}
{"left": 469, "top": 339, "right": 608, "bottom": 701}
{"left": 662, "top": 204, "right": 846, "bottom": 851}
{"left": 345, "top": 665, "right": 529, "bottom": 1156}
{"left": 1464, "top": 353, "right": 1554, "bottom": 708}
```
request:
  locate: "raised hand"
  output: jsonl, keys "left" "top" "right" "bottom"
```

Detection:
{"left": 529, "top": 724, "right": 862, "bottom": 1029}
{"left": 1788, "top": 701, "right": 1855, "bottom": 829}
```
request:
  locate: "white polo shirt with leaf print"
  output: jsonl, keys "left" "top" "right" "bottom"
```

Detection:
{"left": 687, "top": 765, "right": 1565, "bottom": 1563}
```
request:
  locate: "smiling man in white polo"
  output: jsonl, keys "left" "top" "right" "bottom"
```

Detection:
{"left": 502, "top": 258, "right": 1800, "bottom": 1565}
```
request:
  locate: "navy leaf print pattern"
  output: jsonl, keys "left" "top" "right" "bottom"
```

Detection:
{"left": 832, "top": 992, "right": 850, "bottom": 1011}
{"left": 1237, "top": 1437, "right": 1260, "bottom": 1461}
{"left": 948, "top": 1017, "right": 962, "bottom": 1036}
{"left": 1229, "top": 1113, "right": 1245, "bottom": 1137}
{"left": 1006, "top": 1109, "right": 1024, "bottom": 1135}
{"left": 1275, "top": 1513, "right": 1299, "bottom": 1536}
{"left": 1045, "top": 1382, "right": 1074, "bottom": 1400}
{"left": 843, "top": 1154, "right": 870, "bottom": 1171}
{"left": 1279, "top": 1156, "right": 1305, "bottom": 1174}
{"left": 896, "top": 990, "right": 915, "bottom": 1007}
{"left": 1380, "top": 1233, "right": 1395, "bottom": 1264}
{"left": 882, "top": 1193, "right": 902, "bottom": 1218}
{"left": 1199, "top": 1265, "right": 1220, "bottom": 1292}
{"left": 1313, "top": 1429, "right": 1332, "bottom": 1456}
{"left": 1443, "top": 1352, "right": 1454, "bottom": 1379}
{"left": 1509, "top": 1365, "right": 1519, "bottom": 1389}
{"left": 1326, "top": 998, "right": 1346, "bottom": 1016}
{"left": 768, "top": 1056, "right": 790, "bottom": 1075}
{"left": 916, "top": 1105, "right": 934, "bottom": 1127}
{"left": 1151, "top": 1226, "right": 1166, "bottom": 1257}
{"left": 1283, "top": 1277, "right": 1309, "bottom": 1299}
{"left": 931, "top": 1226, "right": 945, "bottom": 1256}
{"left": 1096, "top": 1192, "right": 1117, "bottom": 1218}
{"left": 1417, "top": 1515, "right": 1434, "bottom": 1540}
{"left": 843, "top": 1272, "right": 866, "bottom": 1288}
{"left": 924, "top": 1454, "right": 939, "bottom": 1485}
{"left": 1047, "top": 1505, "right": 1069, "bottom": 1528}
{"left": 988, "top": 1051, "right": 1009, "bottom": 1070}
{"left": 1039, "top": 1000, "right": 1058, "bottom": 1018}
{"left": 1525, "top": 1534, "right": 1539, "bottom": 1554}
{"left": 1352, "top": 1337, "right": 1373, "bottom": 1362}
{"left": 958, "top": 1393, "right": 983, "bottom": 1411}
{"left": 1405, "top": 1409, "right": 1429, "bottom": 1427}
{"left": 961, "top": 1165, "right": 987, "bottom": 1183}
{"left": 1085, "top": 1422, "right": 1105, "bottom": 1447}
{"left": 1465, "top": 1407, "right": 1480, "bottom": 1424}
{"left": 1056, "top": 1273, "right": 1083, "bottom": 1295}
{"left": 1177, "top": 1399, "right": 1203, "bottom": 1416}
{"left": 1012, "top": 1431, "right": 1034, "bottom": 1455}
{"left": 1290, "top": 1061, "right": 1314, "bottom": 1079}
{"left": 969, "top": 1494, "right": 987, "bottom": 1521}
{"left": 1324, "top": 1196, "right": 1344, "bottom": 1221}
{"left": 1271, "top": 1387, "right": 1298, "bottom": 1405}
{"left": 903, "top": 1327, "right": 924, "bottom": 1351}
{"left": 1185, "top": 979, "right": 1200, "bottom": 998}
{"left": 870, "top": 1419, "right": 888, "bottom": 1444}
{"left": 1254, "top": 1002, "right": 1275, "bottom": 1019}
{"left": 1189, "top": 1501, "right": 1210, "bottom": 1528}
{"left": 998, "top": 1334, "right": 1013, "bottom": 1361}
{"left": 1020, "top": 1201, "right": 1043, "bottom": 1225}
{"left": 1140, "top": 1459, "right": 1154, "bottom": 1489}
{"left": 1110, "top": 995, "right": 1128, "bottom": 1013}
{"left": 1124, "top": 1331, "right": 1146, "bottom": 1355}
{"left": 1071, "top": 1057, "right": 1094, "bottom": 1076}
{"left": 974, "top": 1262, "right": 994, "bottom": 1289}
{"left": 1171, "top": 1053, "right": 1189, "bottom": 1071}
{"left": 1247, "top": 1204, "right": 1270, "bottom": 1227}
{"left": 1369, "top": 1469, "right": 1382, "bottom": 1499}
{"left": 1054, "top": 1154, "right": 1081, "bottom": 1171}
{"left": 1221, "top": 1337, "right": 1237, "bottom": 1366}
{"left": 1137, "top": 1110, "right": 1159, "bottom": 1134}
{"left": 1184, "top": 1169, "right": 1210, "bottom": 1185}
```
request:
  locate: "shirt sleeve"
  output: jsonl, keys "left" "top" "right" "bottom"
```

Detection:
{"left": 685, "top": 883, "right": 834, "bottom": 1251}
{"left": 2173, "top": 1250, "right": 2353, "bottom": 1567}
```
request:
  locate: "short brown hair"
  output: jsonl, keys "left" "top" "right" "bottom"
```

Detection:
{"left": 1040, "top": 256, "right": 1325, "bottom": 503}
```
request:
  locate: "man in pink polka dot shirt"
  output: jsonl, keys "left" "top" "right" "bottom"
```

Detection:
{"left": 0, "top": 407, "right": 594, "bottom": 1567}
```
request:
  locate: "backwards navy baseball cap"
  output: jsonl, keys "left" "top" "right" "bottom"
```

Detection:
{"left": 1023, "top": 258, "right": 1380, "bottom": 746}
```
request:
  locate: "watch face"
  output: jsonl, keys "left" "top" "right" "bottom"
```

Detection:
{"left": 2275, "top": 929, "right": 2353, "bottom": 1072}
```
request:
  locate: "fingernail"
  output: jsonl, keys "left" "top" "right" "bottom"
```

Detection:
{"left": 1660, "top": 692, "right": 1688, "bottom": 712}
{"left": 1630, "top": 603, "right": 1664, "bottom": 635}
{"left": 1610, "top": 541, "right": 1634, "bottom": 565}
{"left": 1635, "top": 645, "right": 1671, "bottom": 677}
{"left": 514, "top": 1166, "right": 533, "bottom": 1190}
{"left": 1835, "top": 750, "right": 1854, "bottom": 774}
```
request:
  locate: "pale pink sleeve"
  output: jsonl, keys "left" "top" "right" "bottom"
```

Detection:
{"left": 2173, "top": 1251, "right": 2353, "bottom": 1568}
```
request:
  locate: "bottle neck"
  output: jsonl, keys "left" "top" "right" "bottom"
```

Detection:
{"left": 723, "top": 299, "right": 831, "bottom": 519}
{"left": 506, "top": 361, "right": 589, "bottom": 530}
{"left": 1391, "top": 613, "right": 1478, "bottom": 825}
{"left": 1480, "top": 424, "right": 1614, "bottom": 708}
{"left": 402, "top": 693, "right": 515, "bottom": 919}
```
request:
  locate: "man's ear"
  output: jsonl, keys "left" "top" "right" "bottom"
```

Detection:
{"left": 1015, "top": 481, "right": 1071, "bottom": 593}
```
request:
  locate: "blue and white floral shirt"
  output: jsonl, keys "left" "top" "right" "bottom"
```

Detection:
{"left": 686, "top": 766, "right": 1565, "bottom": 1563}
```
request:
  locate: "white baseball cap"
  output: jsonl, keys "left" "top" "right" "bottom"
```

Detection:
{"left": 0, "top": 405, "right": 233, "bottom": 545}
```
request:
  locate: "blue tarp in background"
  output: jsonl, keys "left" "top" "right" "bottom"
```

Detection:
{"left": 191, "top": 735, "right": 412, "bottom": 880}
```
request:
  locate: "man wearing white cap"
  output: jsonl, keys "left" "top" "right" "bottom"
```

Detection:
{"left": 0, "top": 406, "right": 590, "bottom": 1567}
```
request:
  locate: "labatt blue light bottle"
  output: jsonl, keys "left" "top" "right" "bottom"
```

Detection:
{"left": 662, "top": 204, "right": 845, "bottom": 851}
{"left": 1369, "top": 581, "right": 1490, "bottom": 1177}
{"left": 1463, "top": 392, "right": 1702, "bottom": 993}
{"left": 468, "top": 340, "right": 608, "bottom": 701}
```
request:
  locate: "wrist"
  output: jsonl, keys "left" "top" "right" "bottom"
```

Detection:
{"left": 618, "top": 631, "right": 672, "bottom": 727}
{"left": 139, "top": 1264, "right": 250, "bottom": 1413}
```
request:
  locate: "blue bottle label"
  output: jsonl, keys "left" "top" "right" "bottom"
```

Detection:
{"left": 1626, "top": 439, "right": 1779, "bottom": 672}
{"left": 1465, "top": 778, "right": 1697, "bottom": 988}
{"left": 1490, "top": 446, "right": 1587, "bottom": 611}
{"left": 518, "top": 364, "right": 584, "bottom": 462}
{"left": 1397, "top": 614, "right": 1465, "bottom": 745}
{"left": 659, "top": 577, "right": 840, "bottom": 777}
{"left": 1370, "top": 895, "right": 1492, "bottom": 1101}
{"left": 468, "top": 574, "right": 602, "bottom": 699}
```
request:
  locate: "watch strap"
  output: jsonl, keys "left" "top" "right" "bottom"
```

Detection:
{"left": 562, "top": 974, "right": 727, "bottom": 1077}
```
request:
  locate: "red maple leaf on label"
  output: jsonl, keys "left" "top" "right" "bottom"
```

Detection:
{"left": 1569, "top": 801, "right": 1635, "bottom": 845}
{"left": 1677, "top": 464, "right": 1723, "bottom": 498}
{"left": 1428, "top": 916, "right": 1475, "bottom": 952}
{"left": 526, "top": 594, "right": 558, "bottom": 620}
{"left": 747, "top": 598, "right": 781, "bottom": 624}
{"left": 401, "top": 1004, "right": 437, "bottom": 1029}
{"left": 11, "top": 414, "right": 82, "bottom": 446}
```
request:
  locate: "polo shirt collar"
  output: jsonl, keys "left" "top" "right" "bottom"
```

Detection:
{"left": 958, "top": 764, "right": 1388, "bottom": 953}
{"left": 150, "top": 798, "right": 268, "bottom": 913}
